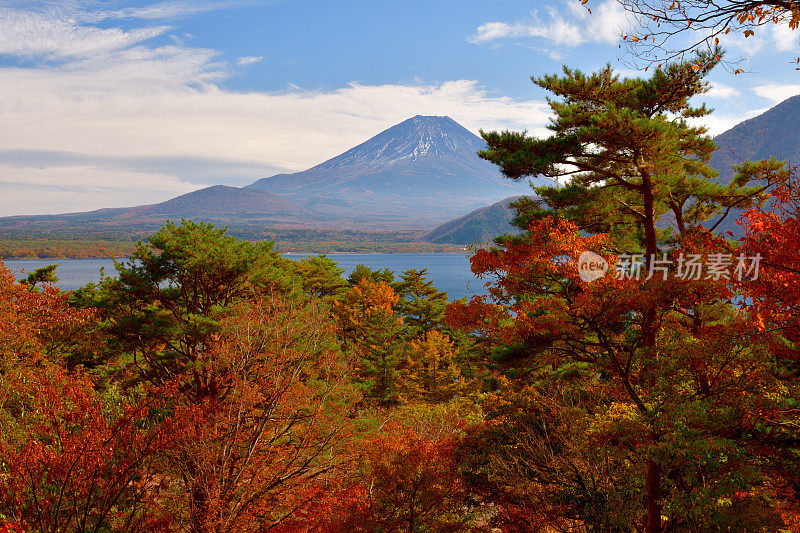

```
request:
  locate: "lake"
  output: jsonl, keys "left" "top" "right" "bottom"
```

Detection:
{"left": 3, "top": 253, "right": 490, "bottom": 300}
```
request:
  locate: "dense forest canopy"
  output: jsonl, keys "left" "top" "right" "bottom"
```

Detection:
{"left": 1, "top": 55, "right": 799, "bottom": 532}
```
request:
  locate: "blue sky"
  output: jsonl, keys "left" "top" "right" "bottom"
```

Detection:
{"left": 1, "top": 0, "right": 799, "bottom": 215}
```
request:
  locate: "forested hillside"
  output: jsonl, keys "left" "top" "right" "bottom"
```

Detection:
{"left": 423, "top": 196, "right": 520, "bottom": 244}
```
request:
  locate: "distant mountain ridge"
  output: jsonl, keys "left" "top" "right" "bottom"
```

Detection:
{"left": 2, "top": 186, "right": 311, "bottom": 225}
{"left": 3, "top": 99, "right": 799, "bottom": 242}
{"left": 125, "top": 186, "right": 310, "bottom": 219}
{"left": 1, "top": 115, "right": 544, "bottom": 234}
{"left": 424, "top": 196, "right": 521, "bottom": 244}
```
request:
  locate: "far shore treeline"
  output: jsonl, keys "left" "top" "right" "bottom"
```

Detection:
{"left": 0, "top": 235, "right": 466, "bottom": 259}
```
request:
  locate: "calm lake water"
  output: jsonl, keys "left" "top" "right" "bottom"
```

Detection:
{"left": 4, "top": 253, "right": 490, "bottom": 300}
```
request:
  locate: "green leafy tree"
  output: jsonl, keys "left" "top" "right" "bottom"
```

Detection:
{"left": 20, "top": 264, "right": 58, "bottom": 290}
{"left": 99, "top": 220, "right": 295, "bottom": 392}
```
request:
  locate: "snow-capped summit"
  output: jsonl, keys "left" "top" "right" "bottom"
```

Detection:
{"left": 312, "top": 115, "right": 479, "bottom": 171}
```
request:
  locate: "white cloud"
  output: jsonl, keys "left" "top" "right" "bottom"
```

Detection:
{"left": 469, "top": 0, "right": 632, "bottom": 48}
{"left": 693, "top": 108, "right": 767, "bottom": 136}
{"left": 85, "top": 0, "right": 248, "bottom": 22}
{"left": 706, "top": 82, "right": 740, "bottom": 100}
{"left": 0, "top": 1, "right": 764, "bottom": 218}
{"left": 772, "top": 23, "right": 800, "bottom": 53}
{"left": 237, "top": 55, "right": 263, "bottom": 65}
{"left": 753, "top": 83, "right": 800, "bottom": 104}
{"left": 0, "top": 3, "right": 553, "bottom": 216}
{"left": 719, "top": 23, "right": 800, "bottom": 56}
{"left": 0, "top": 8, "right": 169, "bottom": 59}
{"left": 1, "top": 166, "right": 199, "bottom": 217}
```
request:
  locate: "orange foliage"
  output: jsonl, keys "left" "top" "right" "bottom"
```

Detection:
{"left": 288, "top": 424, "right": 472, "bottom": 533}
{"left": 0, "top": 262, "right": 97, "bottom": 363}
{"left": 160, "top": 293, "right": 359, "bottom": 532}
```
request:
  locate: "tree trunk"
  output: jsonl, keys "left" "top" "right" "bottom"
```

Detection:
{"left": 190, "top": 484, "right": 211, "bottom": 533}
{"left": 646, "top": 459, "right": 662, "bottom": 533}
{"left": 641, "top": 167, "right": 662, "bottom": 533}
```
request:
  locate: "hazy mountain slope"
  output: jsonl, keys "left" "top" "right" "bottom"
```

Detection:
{"left": 703, "top": 95, "right": 800, "bottom": 234}
{"left": 247, "top": 115, "right": 548, "bottom": 222}
{"left": 124, "top": 185, "right": 310, "bottom": 218}
{"left": 711, "top": 95, "right": 800, "bottom": 183}
{"left": 424, "top": 196, "right": 520, "bottom": 244}
{"left": 4, "top": 186, "right": 311, "bottom": 223}
{"left": 0, "top": 186, "right": 317, "bottom": 241}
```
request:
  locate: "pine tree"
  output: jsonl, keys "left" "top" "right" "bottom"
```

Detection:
{"left": 397, "top": 330, "right": 464, "bottom": 404}
{"left": 464, "top": 52, "right": 783, "bottom": 532}
{"left": 481, "top": 49, "right": 774, "bottom": 255}
{"left": 96, "top": 220, "right": 295, "bottom": 390}
{"left": 334, "top": 278, "right": 404, "bottom": 404}
{"left": 347, "top": 264, "right": 395, "bottom": 286}
{"left": 394, "top": 268, "right": 448, "bottom": 336}
{"left": 292, "top": 254, "right": 348, "bottom": 303}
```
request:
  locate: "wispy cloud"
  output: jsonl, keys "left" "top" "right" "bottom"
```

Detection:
{"left": 706, "top": 82, "right": 740, "bottom": 100}
{"left": 0, "top": 2, "right": 553, "bottom": 216}
{"left": 85, "top": 0, "right": 252, "bottom": 21}
{"left": 0, "top": 8, "right": 169, "bottom": 59}
{"left": 753, "top": 83, "right": 800, "bottom": 104}
{"left": 469, "top": 0, "right": 632, "bottom": 48}
{"left": 237, "top": 55, "right": 263, "bottom": 65}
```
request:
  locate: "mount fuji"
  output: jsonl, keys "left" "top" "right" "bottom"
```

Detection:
{"left": 246, "top": 115, "right": 548, "bottom": 225}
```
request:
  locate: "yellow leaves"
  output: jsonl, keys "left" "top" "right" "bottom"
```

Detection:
{"left": 714, "top": 37, "right": 719, "bottom": 45}
{"left": 744, "top": 29, "right": 754, "bottom": 38}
